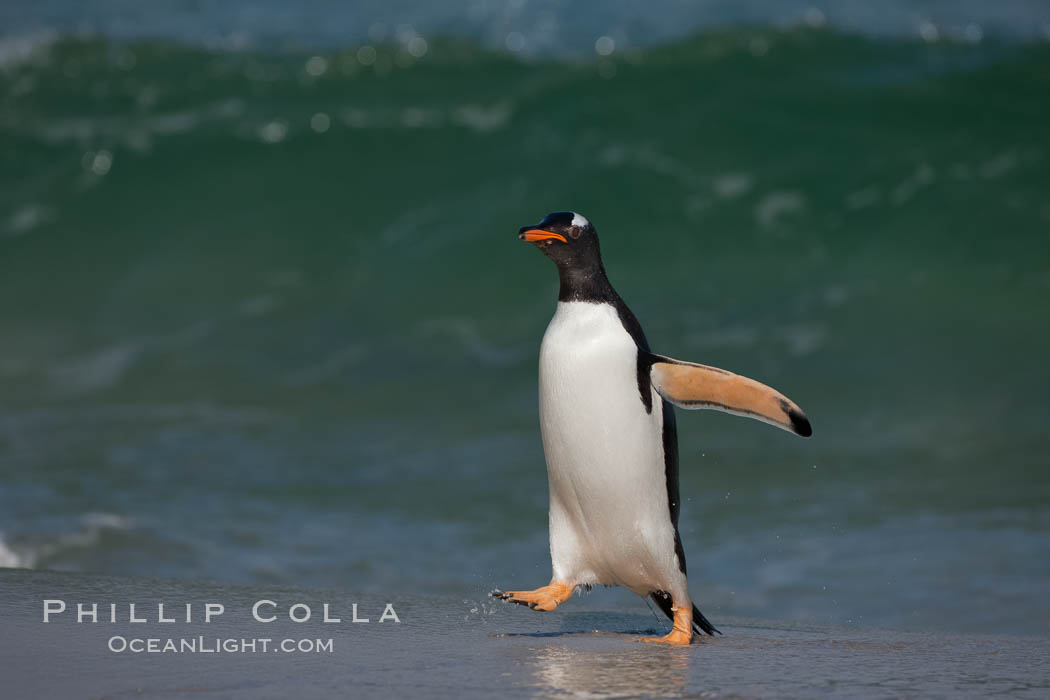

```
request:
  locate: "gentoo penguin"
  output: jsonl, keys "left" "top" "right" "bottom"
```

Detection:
{"left": 494, "top": 211, "right": 812, "bottom": 645}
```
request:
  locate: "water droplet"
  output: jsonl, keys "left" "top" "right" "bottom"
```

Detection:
{"left": 310, "top": 113, "right": 330, "bottom": 133}
{"left": 407, "top": 36, "right": 428, "bottom": 58}
{"left": 258, "top": 121, "right": 287, "bottom": 143}
{"left": 90, "top": 150, "right": 112, "bottom": 175}
{"left": 357, "top": 45, "right": 377, "bottom": 66}
{"left": 305, "top": 55, "right": 328, "bottom": 76}
{"left": 595, "top": 36, "right": 615, "bottom": 56}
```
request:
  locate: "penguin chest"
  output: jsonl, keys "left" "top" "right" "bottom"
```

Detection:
{"left": 538, "top": 301, "right": 676, "bottom": 590}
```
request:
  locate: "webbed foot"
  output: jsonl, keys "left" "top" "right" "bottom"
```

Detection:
{"left": 492, "top": 582, "right": 574, "bottom": 611}
{"left": 638, "top": 604, "right": 693, "bottom": 646}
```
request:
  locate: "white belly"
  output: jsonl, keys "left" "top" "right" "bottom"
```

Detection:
{"left": 538, "top": 301, "right": 686, "bottom": 598}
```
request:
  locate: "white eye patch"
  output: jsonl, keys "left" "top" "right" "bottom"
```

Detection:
{"left": 571, "top": 212, "right": 590, "bottom": 228}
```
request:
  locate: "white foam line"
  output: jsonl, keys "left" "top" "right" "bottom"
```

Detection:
{"left": 0, "top": 533, "right": 29, "bottom": 569}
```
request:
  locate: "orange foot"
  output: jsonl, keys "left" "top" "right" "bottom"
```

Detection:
{"left": 492, "top": 581, "right": 574, "bottom": 611}
{"left": 639, "top": 604, "right": 693, "bottom": 646}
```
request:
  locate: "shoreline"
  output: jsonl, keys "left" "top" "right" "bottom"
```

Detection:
{"left": 3, "top": 567, "right": 1047, "bottom": 698}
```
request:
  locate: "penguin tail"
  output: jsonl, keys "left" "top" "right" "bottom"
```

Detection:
{"left": 690, "top": 603, "right": 721, "bottom": 636}
{"left": 650, "top": 591, "right": 721, "bottom": 636}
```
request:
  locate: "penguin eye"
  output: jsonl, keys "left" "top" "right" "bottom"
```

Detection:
{"left": 569, "top": 226, "right": 581, "bottom": 239}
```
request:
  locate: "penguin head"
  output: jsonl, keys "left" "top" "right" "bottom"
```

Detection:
{"left": 518, "top": 211, "right": 601, "bottom": 270}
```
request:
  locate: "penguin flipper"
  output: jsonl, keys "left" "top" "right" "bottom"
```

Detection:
{"left": 648, "top": 354, "right": 812, "bottom": 437}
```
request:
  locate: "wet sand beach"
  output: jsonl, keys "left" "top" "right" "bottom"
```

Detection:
{"left": 2, "top": 568, "right": 1047, "bottom": 699}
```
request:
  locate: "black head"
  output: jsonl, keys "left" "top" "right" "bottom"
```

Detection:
{"left": 519, "top": 211, "right": 619, "bottom": 303}
{"left": 518, "top": 211, "right": 602, "bottom": 273}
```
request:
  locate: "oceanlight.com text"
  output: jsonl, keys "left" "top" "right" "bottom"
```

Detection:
{"left": 107, "top": 636, "right": 334, "bottom": 654}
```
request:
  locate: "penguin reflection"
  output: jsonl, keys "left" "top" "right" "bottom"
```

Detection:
{"left": 529, "top": 644, "right": 690, "bottom": 698}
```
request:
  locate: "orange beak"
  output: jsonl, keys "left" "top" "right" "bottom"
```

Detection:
{"left": 519, "top": 229, "right": 567, "bottom": 243}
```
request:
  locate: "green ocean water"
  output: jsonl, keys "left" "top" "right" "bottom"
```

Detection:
{"left": 1, "top": 28, "right": 1049, "bottom": 635}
